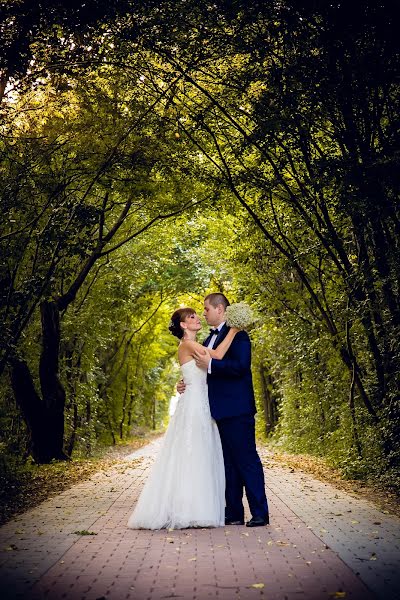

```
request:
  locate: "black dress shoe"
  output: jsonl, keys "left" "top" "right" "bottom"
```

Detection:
{"left": 225, "top": 518, "right": 244, "bottom": 525}
{"left": 246, "top": 515, "right": 269, "bottom": 527}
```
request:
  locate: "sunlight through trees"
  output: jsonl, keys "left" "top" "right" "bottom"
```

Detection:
{"left": 1, "top": 1, "right": 398, "bottom": 490}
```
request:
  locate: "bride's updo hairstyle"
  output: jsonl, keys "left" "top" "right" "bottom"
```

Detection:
{"left": 168, "top": 307, "right": 195, "bottom": 339}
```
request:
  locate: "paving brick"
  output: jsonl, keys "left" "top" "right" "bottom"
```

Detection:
{"left": 0, "top": 438, "right": 399, "bottom": 599}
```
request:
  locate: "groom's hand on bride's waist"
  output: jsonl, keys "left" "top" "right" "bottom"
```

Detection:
{"left": 177, "top": 379, "right": 186, "bottom": 394}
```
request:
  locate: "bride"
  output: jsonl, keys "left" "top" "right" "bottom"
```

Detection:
{"left": 127, "top": 307, "right": 238, "bottom": 530}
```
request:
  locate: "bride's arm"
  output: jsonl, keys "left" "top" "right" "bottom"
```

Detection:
{"left": 208, "top": 328, "right": 239, "bottom": 359}
{"left": 181, "top": 329, "right": 239, "bottom": 361}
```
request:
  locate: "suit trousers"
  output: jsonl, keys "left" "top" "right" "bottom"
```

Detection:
{"left": 216, "top": 414, "right": 269, "bottom": 521}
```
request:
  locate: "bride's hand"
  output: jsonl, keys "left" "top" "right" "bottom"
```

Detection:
{"left": 193, "top": 347, "right": 211, "bottom": 370}
{"left": 177, "top": 379, "right": 186, "bottom": 394}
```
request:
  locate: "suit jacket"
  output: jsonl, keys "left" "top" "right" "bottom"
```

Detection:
{"left": 203, "top": 323, "right": 256, "bottom": 421}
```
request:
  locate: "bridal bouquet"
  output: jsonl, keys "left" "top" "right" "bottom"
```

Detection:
{"left": 225, "top": 302, "right": 255, "bottom": 330}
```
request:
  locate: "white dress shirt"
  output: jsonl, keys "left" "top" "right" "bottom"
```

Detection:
{"left": 206, "top": 322, "right": 226, "bottom": 374}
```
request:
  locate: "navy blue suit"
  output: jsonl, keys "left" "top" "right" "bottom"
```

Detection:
{"left": 204, "top": 324, "right": 269, "bottom": 522}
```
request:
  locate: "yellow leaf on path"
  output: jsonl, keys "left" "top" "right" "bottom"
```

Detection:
{"left": 351, "top": 520, "right": 359, "bottom": 524}
{"left": 267, "top": 540, "right": 273, "bottom": 545}
{"left": 241, "top": 532, "right": 249, "bottom": 536}
{"left": 251, "top": 583, "right": 265, "bottom": 589}
{"left": 188, "top": 557, "right": 196, "bottom": 562}
{"left": 330, "top": 593, "right": 346, "bottom": 598}
{"left": 166, "top": 537, "right": 174, "bottom": 543}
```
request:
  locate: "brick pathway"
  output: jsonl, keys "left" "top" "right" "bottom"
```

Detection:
{"left": 1, "top": 438, "right": 399, "bottom": 600}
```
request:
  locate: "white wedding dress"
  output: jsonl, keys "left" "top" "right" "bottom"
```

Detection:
{"left": 127, "top": 359, "right": 225, "bottom": 529}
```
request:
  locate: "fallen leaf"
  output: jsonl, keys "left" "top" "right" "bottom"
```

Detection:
{"left": 250, "top": 583, "right": 265, "bottom": 589}
{"left": 241, "top": 532, "right": 249, "bottom": 536}
{"left": 330, "top": 593, "right": 346, "bottom": 598}
{"left": 188, "top": 557, "right": 196, "bottom": 562}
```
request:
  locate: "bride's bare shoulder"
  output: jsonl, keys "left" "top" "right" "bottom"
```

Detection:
{"left": 178, "top": 340, "right": 203, "bottom": 359}
{"left": 180, "top": 339, "right": 205, "bottom": 349}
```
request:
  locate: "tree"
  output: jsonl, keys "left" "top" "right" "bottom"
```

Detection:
{"left": 1, "top": 61, "right": 207, "bottom": 461}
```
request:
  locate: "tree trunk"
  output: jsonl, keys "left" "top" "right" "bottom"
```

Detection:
{"left": 66, "top": 400, "right": 78, "bottom": 457}
{"left": 259, "top": 364, "right": 278, "bottom": 436}
{"left": 86, "top": 398, "right": 92, "bottom": 455}
{"left": 38, "top": 300, "right": 69, "bottom": 461}
{"left": 119, "top": 368, "right": 129, "bottom": 440}
{"left": 349, "top": 363, "right": 362, "bottom": 457}
{"left": 9, "top": 357, "right": 67, "bottom": 463}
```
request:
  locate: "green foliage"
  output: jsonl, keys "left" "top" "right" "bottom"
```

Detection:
{"left": 0, "top": 1, "right": 398, "bottom": 490}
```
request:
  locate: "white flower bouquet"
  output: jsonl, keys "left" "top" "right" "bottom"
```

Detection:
{"left": 225, "top": 302, "right": 255, "bottom": 330}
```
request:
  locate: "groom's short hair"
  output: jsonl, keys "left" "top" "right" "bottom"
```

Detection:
{"left": 205, "top": 293, "right": 230, "bottom": 309}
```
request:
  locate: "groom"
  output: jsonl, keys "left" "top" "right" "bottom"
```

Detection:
{"left": 180, "top": 292, "right": 269, "bottom": 527}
